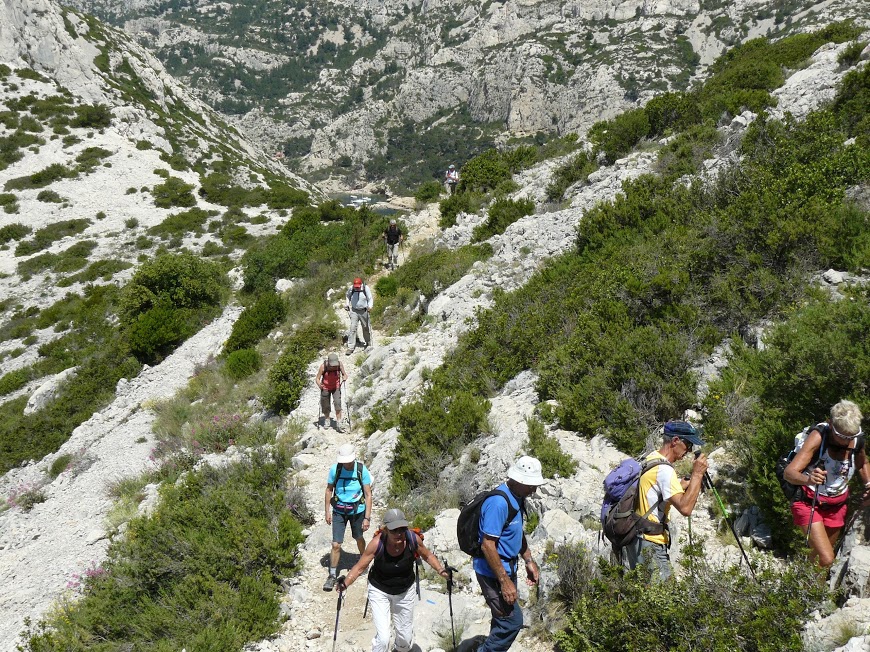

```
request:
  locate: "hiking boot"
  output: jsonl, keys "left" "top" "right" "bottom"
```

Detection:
{"left": 323, "top": 575, "right": 336, "bottom": 592}
{"left": 317, "top": 416, "right": 326, "bottom": 428}
{"left": 346, "top": 348, "right": 354, "bottom": 355}
{"left": 335, "top": 422, "right": 344, "bottom": 433}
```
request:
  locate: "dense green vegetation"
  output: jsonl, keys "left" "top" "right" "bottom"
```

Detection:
{"left": 551, "top": 543, "right": 827, "bottom": 652}
{"left": 23, "top": 451, "right": 305, "bottom": 652}
{"left": 390, "top": 31, "right": 870, "bottom": 494}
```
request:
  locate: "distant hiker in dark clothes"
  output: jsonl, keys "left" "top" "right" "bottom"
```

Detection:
{"left": 474, "top": 456, "right": 544, "bottom": 652}
{"left": 784, "top": 400, "right": 870, "bottom": 568}
{"left": 382, "top": 219, "right": 404, "bottom": 270}
{"left": 622, "top": 420, "right": 707, "bottom": 581}
{"left": 323, "top": 443, "right": 372, "bottom": 591}
{"left": 345, "top": 277, "right": 373, "bottom": 354}
{"left": 315, "top": 352, "right": 348, "bottom": 431}
{"left": 338, "top": 509, "right": 449, "bottom": 652}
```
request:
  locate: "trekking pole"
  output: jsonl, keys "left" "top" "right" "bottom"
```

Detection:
{"left": 332, "top": 577, "right": 346, "bottom": 652}
{"left": 443, "top": 559, "right": 457, "bottom": 652}
{"left": 805, "top": 459, "right": 826, "bottom": 547}
{"left": 415, "top": 558, "right": 421, "bottom": 601}
{"left": 703, "top": 472, "right": 757, "bottom": 582}
{"left": 342, "top": 380, "right": 351, "bottom": 431}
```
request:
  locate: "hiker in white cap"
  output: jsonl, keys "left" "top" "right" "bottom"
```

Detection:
{"left": 445, "top": 163, "right": 459, "bottom": 195}
{"left": 315, "top": 352, "right": 349, "bottom": 431}
{"left": 474, "top": 456, "right": 544, "bottom": 652}
{"left": 382, "top": 219, "right": 404, "bottom": 270}
{"left": 338, "top": 508, "right": 448, "bottom": 652}
{"left": 324, "top": 443, "right": 372, "bottom": 591}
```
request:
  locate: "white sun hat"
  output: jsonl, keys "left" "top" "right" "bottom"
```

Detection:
{"left": 507, "top": 456, "right": 546, "bottom": 486}
{"left": 336, "top": 443, "right": 355, "bottom": 464}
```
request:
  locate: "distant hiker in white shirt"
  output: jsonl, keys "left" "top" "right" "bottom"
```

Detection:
{"left": 345, "top": 277, "right": 373, "bottom": 354}
{"left": 445, "top": 164, "right": 459, "bottom": 195}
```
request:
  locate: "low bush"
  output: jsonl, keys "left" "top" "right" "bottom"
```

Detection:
{"left": 4, "top": 162, "right": 75, "bottom": 191}
{"left": 459, "top": 148, "right": 512, "bottom": 194}
{"left": 14, "top": 218, "right": 90, "bottom": 256}
{"left": 526, "top": 417, "right": 576, "bottom": 479}
{"left": 36, "top": 190, "right": 63, "bottom": 203}
{"left": 552, "top": 544, "right": 827, "bottom": 652}
{"left": 472, "top": 197, "right": 535, "bottom": 242}
{"left": 0, "top": 221, "right": 30, "bottom": 244}
{"left": 70, "top": 103, "right": 112, "bottom": 129}
{"left": 655, "top": 124, "right": 721, "bottom": 178}
{"left": 148, "top": 207, "right": 215, "bottom": 239}
{"left": 545, "top": 151, "right": 598, "bottom": 201}
{"left": 223, "top": 291, "right": 287, "bottom": 354}
{"left": 224, "top": 348, "right": 262, "bottom": 380}
{"left": 152, "top": 176, "right": 197, "bottom": 209}
{"left": 0, "top": 367, "right": 30, "bottom": 396}
{"left": 22, "top": 451, "right": 305, "bottom": 652}
{"left": 119, "top": 252, "right": 228, "bottom": 363}
{"left": 438, "top": 192, "right": 480, "bottom": 228}
{"left": 414, "top": 180, "right": 442, "bottom": 203}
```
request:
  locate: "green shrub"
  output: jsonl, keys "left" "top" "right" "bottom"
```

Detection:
{"left": 0, "top": 367, "right": 30, "bottom": 395}
{"left": 223, "top": 291, "right": 287, "bottom": 354}
{"left": 472, "top": 197, "right": 535, "bottom": 242}
{"left": 838, "top": 40, "right": 867, "bottom": 67}
{"left": 460, "top": 148, "right": 511, "bottom": 193}
{"left": 0, "top": 221, "right": 30, "bottom": 244}
{"left": 148, "top": 207, "right": 214, "bottom": 239}
{"left": 656, "top": 124, "right": 722, "bottom": 178}
{"left": 4, "top": 162, "right": 75, "bottom": 190}
{"left": 391, "top": 385, "right": 490, "bottom": 494}
{"left": 264, "top": 321, "right": 337, "bottom": 414}
{"left": 414, "top": 180, "right": 443, "bottom": 203}
{"left": 36, "top": 189, "right": 63, "bottom": 203}
{"left": 438, "top": 192, "right": 480, "bottom": 228}
{"left": 56, "top": 259, "right": 132, "bottom": 287}
{"left": 224, "top": 348, "right": 262, "bottom": 380}
{"left": 120, "top": 253, "right": 228, "bottom": 363}
{"left": 545, "top": 151, "right": 598, "bottom": 201}
{"left": 15, "top": 219, "right": 91, "bottom": 256}
{"left": 589, "top": 108, "right": 650, "bottom": 165}
{"left": 264, "top": 182, "right": 308, "bottom": 209}
{"left": 135, "top": 139, "right": 152, "bottom": 150}
{"left": 152, "top": 176, "right": 197, "bottom": 208}
{"left": 70, "top": 103, "right": 112, "bottom": 128}
{"left": 526, "top": 417, "right": 577, "bottom": 478}
{"left": 49, "top": 453, "right": 72, "bottom": 478}
{"left": 75, "top": 146, "right": 111, "bottom": 171}
{"left": 553, "top": 545, "right": 827, "bottom": 652}
{"left": 22, "top": 452, "right": 304, "bottom": 652}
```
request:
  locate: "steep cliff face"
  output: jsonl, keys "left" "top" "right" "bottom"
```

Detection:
{"left": 65, "top": 0, "right": 870, "bottom": 190}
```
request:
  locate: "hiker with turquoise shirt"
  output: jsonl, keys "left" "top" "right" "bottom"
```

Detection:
{"left": 337, "top": 508, "right": 449, "bottom": 652}
{"left": 324, "top": 443, "right": 372, "bottom": 591}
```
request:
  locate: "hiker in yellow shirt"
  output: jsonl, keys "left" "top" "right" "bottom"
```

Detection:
{"left": 623, "top": 420, "right": 707, "bottom": 580}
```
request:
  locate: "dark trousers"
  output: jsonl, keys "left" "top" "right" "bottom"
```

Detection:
{"left": 475, "top": 573, "right": 523, "bottom": 652}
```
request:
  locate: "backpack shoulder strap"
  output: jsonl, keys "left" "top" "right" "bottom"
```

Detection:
{"left": 355, "top": 461, "right": 363, "bottom": 486}
{"left": 490, "top": 489, "right": 520, "bottom": 529}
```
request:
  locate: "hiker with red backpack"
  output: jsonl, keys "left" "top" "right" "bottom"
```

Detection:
{"left": 324, "top": 443, "right": 373, "bottom": 592}
{"left": 620, "top": 420, "right": 707, "bottom": 581}
{"left": 345, "top": 277, "right": 373, "bottom": 354}
{"left": 464, "top": 456, "right": 544, "bottom": 652}
{"left": 783, "top": 400, "right": 870, "bottom": 569}
{"left": 337, "top": 509, "right": 449, "bottom": 652}
{"left": 316, "top": 352, "right": 349, "bottom": 432}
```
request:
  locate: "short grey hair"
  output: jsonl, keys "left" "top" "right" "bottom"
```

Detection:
{"left": 831, "top": 400, "right": 863, "bottom": 436}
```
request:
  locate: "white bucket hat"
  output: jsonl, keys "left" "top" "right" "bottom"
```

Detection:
{"left": 507, "top": 456, "right": 546, "bottom": 486}
{"left": 336, "top": 443, "right": 355, "bottom": 464}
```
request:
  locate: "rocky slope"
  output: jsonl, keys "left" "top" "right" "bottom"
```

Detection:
{"left": 65, "top": 0, "right": 870, "bottom": 191}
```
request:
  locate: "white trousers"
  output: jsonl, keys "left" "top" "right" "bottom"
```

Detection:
{"left": 368, "top": 583, "right": 415, "bottom": 652}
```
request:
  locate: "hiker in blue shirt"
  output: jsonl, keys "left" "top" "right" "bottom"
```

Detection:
{"left": 323, "top": 443, "right": 372, "bottom": 591}
{"left": 474, "top": 456, "right": 544, "bottom": 652}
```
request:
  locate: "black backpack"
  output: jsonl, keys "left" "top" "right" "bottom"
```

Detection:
{"left": 457, "top": 489, "right": 521, "bottom": 558}
{"left": 602, "top": 458, "right": 671, "bottom": 552}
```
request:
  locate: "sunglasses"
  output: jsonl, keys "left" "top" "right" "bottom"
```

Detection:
{"left": 831, "top": 423, "right": 863, "bottom": 440}
{"left": 679, "top": 438, "right": 694, "bottom": 453}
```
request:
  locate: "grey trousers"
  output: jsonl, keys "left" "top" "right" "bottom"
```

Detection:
{"left": 347, "top": 308, "right": 371, "bottom": 349}
{"left": 386, "top": 243, "right": 399, "bottom": 267}
{"left": 622, "top": 536, "right": 672, "bottom": 581}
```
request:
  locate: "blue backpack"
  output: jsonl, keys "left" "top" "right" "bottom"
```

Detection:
{"left": 601, "top": 457, "right": 671, "bottom": 551}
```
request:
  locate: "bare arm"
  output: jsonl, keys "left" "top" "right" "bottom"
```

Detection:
{"left": 315, "top": 363, "right": 325, "bottom": 389}
{"left": 784, "top": 430, "right": 825, "bottom": 486}
{"left": 342, "top": 532, "right": 381, "bottom": 589}
{"left": 324, "top": 483, "right": 334, "bottom": 525}
{"left": 481, "top": 535, "right": 517, "bottom": 604}
{"left": 669, "top": 454, "right": 707, "bottom": 517}
{"left": 340, "top": 362, "right": 349, "bottom": 383}
{"left": 362, "top": 483, "right": 372, "bottom": 531}
{"left": 416, "top": 542, "right": 449, "bottom": 578}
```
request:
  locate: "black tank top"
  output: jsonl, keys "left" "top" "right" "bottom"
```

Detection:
{"left": 369, "top": 537, "right": 415, "bottom": 595}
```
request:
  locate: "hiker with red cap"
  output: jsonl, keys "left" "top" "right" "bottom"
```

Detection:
{"left": 345, "top": 277, "right": 373, "bottom": 354}
{"left": 316, "top": 352, "right": 349, "bottom": 431}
